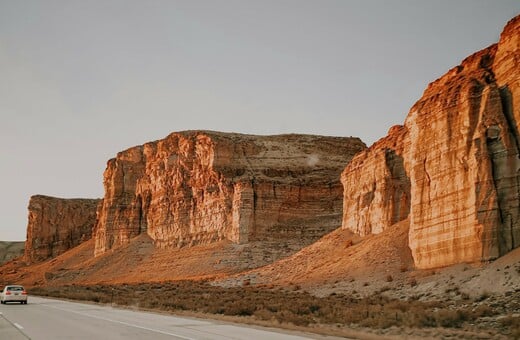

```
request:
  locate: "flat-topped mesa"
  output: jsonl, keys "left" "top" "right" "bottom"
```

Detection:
{"left": 341, "top": 14, "right": 520, "bottom": 269}
{"left": 94, "top": 131, "right": 366, "bottom": 257}
{"left": 24, "top": 195, "right": 101, "bottom": 263}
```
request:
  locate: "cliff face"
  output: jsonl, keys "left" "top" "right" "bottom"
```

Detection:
{"left": 24, "top": 195, "right": 101, "bottom": 263}
{"left": 94, "top": 132, "right": 365, "bottom": 257}
{"left": 342, "top": 15, "right": 520, "bottom": 269}
{"left": 341, "top": 125, "right": 410, "bottom": 236}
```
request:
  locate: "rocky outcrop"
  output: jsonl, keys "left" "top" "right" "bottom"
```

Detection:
{"left": 341, "top": 125, "right": 410, "bottom": 236}
{"left": 24, "top": 195, "right": 101, "bottom": 263}
{"left": 342, "top": 14, "right": 520, "bottom": 269}
{"left": 94, "top": 132, "right": 365, "bottom": 257}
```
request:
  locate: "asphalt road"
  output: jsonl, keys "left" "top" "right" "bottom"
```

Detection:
{"left": 0, "top": 296, "right": 328, "bottom": 340}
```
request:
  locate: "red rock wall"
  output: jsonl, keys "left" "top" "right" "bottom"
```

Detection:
{"left": 406, "top": 46, "right": 511, "bottom": 268}
{"left": 341, "top": 125, "right": 410, "bottom": 236}
{"left": 342, "top": 15, "right": 520, "bottom": 269}
{"left": 94, "top": 131, "right": 365, "bottom": 257}
{"left": 24, "top": 195, "right": 101, "bottom": 263}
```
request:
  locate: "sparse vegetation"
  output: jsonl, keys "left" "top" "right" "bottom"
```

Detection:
{"left": 28, "top": 281, "right": 513, "bottom": 337}
{"left": 500, "top": 315, "right": 520, "bottom": 339}
{"left": 476, "top": 291, "right": 490, "bottom": 302}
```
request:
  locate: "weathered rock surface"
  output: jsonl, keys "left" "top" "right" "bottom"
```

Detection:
{"left": 94, "top": 131, "right": 365, "bottom": 257}
{"left": 25, "top": 195, "right": 101, "bottom": 263}
{"left": 342, "top": 15, "right": 520, "bottom": 269}
{"left": 341, "top": 125, "right": 410, "bottom": 236}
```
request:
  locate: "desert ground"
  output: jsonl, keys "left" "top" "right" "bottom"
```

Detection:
{"left": 2, "top": 222, "right": 519, "bottom": 339}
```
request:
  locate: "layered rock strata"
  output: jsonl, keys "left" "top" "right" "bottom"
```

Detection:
{"left": 342, "top": 15, "right": 520, "bottom": 269}
{"left": 94, "top": 132, "right": 365, "bottom": 257}
{"left": 341, "top": 125, "right": 410, "bottom": 236}
{"left": 24, "top": 195, "right": 101, "bottom": 263}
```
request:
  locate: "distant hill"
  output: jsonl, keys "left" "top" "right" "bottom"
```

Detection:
{"left": 0, "top": 241, "right": 24, "bottom": 265}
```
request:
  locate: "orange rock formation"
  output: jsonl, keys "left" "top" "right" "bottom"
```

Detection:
{"left": 94, "top": 131, "right": 365, "bottom": 257}
{"left": 342, "top": 15, "right": 520, "bottom": 269}
{"left": 24, "top": 195, "right": 101, "bottom": 263}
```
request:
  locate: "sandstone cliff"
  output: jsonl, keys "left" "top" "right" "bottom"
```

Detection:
{"left": 25, "top": 195, "right": 101, "bottom": 263}
{"left": 94, "top": 132, "right": 365, "bottom": 257}
{"left": 341, "top": 125, "right": 410, "bottom": 236}
{"left": 342, "top": 15, "right": 520, "bottom": 269}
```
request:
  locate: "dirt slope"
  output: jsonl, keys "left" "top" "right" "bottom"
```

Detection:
{"left": 1, "top": 219, "right": 518, "bottom": 302}
{"left": 1, "top": 233, "right": 322, "bottom": 287}
{"left": 216, "top": 220, "right": 413, "bottom": 293}
{"left": 216, "top": 219, "right": 520, "bottom": 300}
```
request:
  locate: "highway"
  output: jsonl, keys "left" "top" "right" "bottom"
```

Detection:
{"left": 0, "top": 296, "right": 329, "bottom": 339}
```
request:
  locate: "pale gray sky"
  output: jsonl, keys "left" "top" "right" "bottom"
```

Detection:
{"left": 1, "top": 1, "right": 519, "bottom": 241}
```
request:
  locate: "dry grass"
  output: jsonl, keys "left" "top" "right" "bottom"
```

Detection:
{"left": 29, "top": 281, "right": 514, "bottom": 337}
{"left": 500, "top": 315, "right": 520, "bottom": 339}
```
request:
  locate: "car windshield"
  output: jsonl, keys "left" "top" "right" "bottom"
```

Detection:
{"left": 7, "top": 287, "right": 24, "bottom": 291}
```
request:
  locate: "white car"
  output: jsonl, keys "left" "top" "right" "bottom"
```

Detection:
{"left": 0, "top": 285, "right": 28, "bottom": 304}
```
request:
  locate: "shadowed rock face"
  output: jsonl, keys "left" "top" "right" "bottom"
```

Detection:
{"left": 342, "top": 15, "right": 520, "bottom": 269}
{"left": 94, "top": 132, "right": 365, "bottom": 257}
{"left": 24, "top": 195, "right": 101, "bottom": 263}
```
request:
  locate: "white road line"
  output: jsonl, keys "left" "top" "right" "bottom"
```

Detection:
{"left": 14, "top": 322, "right": 24, "bottom": 329}
{"left": 43, "top": 303, "right": 196, "bottom": 340}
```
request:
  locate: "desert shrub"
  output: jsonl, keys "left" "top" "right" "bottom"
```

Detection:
{"left": 386, "top": 299, "right": 409, "bottom": 313}
{"left": 471, "top": 305, "right": 496, "bottom": 318}
{"left": 308, "top": 304, "right": 320, "bottom": 313}
{"left": 475, "top": 291, "right": 490, "bottom": 302}
{"left": 275, "top": 310, "right": 312, "bottom": 326}
{"left": 359, "top": 312, "right": 400, "bottom": 329}
{"left": 31, "top": 281, "right": 499, "bottom": 332}
{"left": 404, "top": 307, "right": 436, "bottom": 328}
{"left": 223, "top": 300, "right": 255, "bottom": 316}
{"left": 500, "top": 315, "right": 520, "bottom": 339}
{"left": 434, "top": 309, "right": 468, "bottom": 328}
{"left": 253, "top": 308, "right": 274, "bottom": 321}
